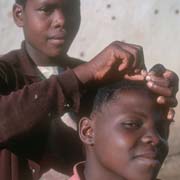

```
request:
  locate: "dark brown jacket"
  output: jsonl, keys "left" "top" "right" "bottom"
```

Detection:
{"left": 0, "top": 43, "right": 84, "bottom": 180}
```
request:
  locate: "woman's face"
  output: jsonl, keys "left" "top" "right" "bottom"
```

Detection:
{"left": 91, "top": 89, "right": 169, "bottom": 180}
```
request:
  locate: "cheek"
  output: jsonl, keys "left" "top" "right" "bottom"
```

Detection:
{"left": 94, "top": 126, "right": 137, "bottom": 168}
{"left": 24, "top": 19, "right": 51, "bottom": 50}
{"left": 24, "top": 13, "right": 50, "bottom": 36}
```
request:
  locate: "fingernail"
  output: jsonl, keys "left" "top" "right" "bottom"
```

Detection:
{"left": 167, "top": 109, "right": 175, "bottom": 121}
{"left": 147, "top": 81, "right": 153, "bottom": 88}
{"left": 141, "top": 70, "right": 147, "bottom": 76}
{"left": 146, "top": 75, "right": 151, "bottom": 81}
{"left": 167, "top": 112, "right": 175, "bottom": 120}
{"left": 157, "top": 96, "right": 165, "bottom": 104}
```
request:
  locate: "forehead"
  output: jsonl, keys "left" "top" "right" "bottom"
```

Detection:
{"left": 113, "top": 89, "right": 154, "bottom": 108}
{"left": 98, "top": 89, "right": 163, "bottom": 120}
{"left": 26, "top": 0, "right": 79, "bottom": 6}
{"left": 31, "top": 0, "right": 78, "bottom": 3}
{"left": 117, "top": 89, "right": 150, "bottom": 103}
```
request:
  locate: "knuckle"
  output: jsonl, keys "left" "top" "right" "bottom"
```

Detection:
{"left": 110, "top": 41, "right": 120, "bottom": 46}
{"left": 166, "top": 70, "right": 174, "bottom": 78}
{"left": 150, "top": 64, "right": 166, "bottom": 75}
{"left": 126, "top": 52, "right": 133, "bottom": 61}
{"left": 170, "top": 71, "right": 179, "bottom": 81}
{"left": 172, "top": 99, "right": 178, "bottom": 107}
{"left": 113, "top": 40, "right": 121, "bottom": 44}
{"left": 110, "top": 41, "right": 127, "bottom": 48}
{"left": 170, "top": 98, "right": 178, "bottom": 107}
{"left": 109, "top": 41, "right": 119, "bottom": 49}
{"left": 134, "top": 45, "right": 143, "bottom": 51}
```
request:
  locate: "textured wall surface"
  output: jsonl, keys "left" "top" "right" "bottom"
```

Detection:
{"left": 0, "top": 0, "right": 180, "bottom": 179}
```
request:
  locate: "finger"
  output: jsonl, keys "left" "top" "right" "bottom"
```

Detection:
{"left": 163, "top": 70, "right": 179, "bottom": 93}
{"left": 116, "top": 49, "right": 134, "bottom": 71}
{"left": 115, "top": 42, "right": 138, "bottom": 69}
{"left": 124, "top": 73, "right": 145, "bottom": 81}
{"left": 157, "top": 96, "right": 178, "bottom": 107}
{"left": 167, "top": 108, "right": 175, "bottom": 121}
{"left": 118, "top": 42, "right": 145, "bottom": 70}
{"left": 163, "top": 70, "right": 179, "bottom": 81}
{"left": 134, "top": 69, "right": 141, "bottom": 74}
{"left": 134, "top": 67, "right": 146, "bottom": 74}
{"left": 141, "top": 69, "right": 148, "bottom": 77}
{"left": 146, "top": 81, "right": 172, "bottom": 96}
{"left": 124, "top": 69, "right": 146, "bottom": 80}
{"left": 146, "top": 74, "right": 170, "bottom": 87}
{"left": 131, "top": 44, "right": 146, "bottom": 70}
{"left": 163, "top": 70, "right": 179, "bottom": 98}
{"left": 149, "top": 64, "right": 166, "bottom": 76}
{"left": 111, "top": 42, "right": 134, "bottom": 72}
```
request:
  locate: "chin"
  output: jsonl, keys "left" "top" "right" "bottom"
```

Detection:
{"left": 134, "top": 170, "right": 159, "bottom": 180}
{"left": 46, "top": 48, "right": 67, "bottom": 58}
{"left": 125, "top": 167, "right": 160, "bottom": 180}
{"left": 127, "top": 174, "right": 157, "bottom": 180}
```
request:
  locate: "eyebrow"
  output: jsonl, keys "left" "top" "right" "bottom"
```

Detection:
{"left": 114, "top": 111, "right": 148, "bottom": 123}
{"left": 38, "top": 0, "right": 64, "bottom": 6}
{"left": 129, "top": 111, "right": 147, "bottom": 119}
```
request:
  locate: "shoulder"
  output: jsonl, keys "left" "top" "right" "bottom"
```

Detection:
{"left": 0, "top": 50, "right": 20, "bottom": 73}
{"left": 0, "top": 49, "right": 22, "bottom": 67}
{"left": 0, "top": 49, "right": 28, "bottom": 92}
{"left": 65, "top": 56, "right": 85, "bottom": 68}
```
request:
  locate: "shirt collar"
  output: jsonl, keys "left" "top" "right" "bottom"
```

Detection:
{"left": 69, "top": 162, "right": 162, "bottom": 180}
{"left": 69, "top": 162, "right": 85, "bottom": 180}
{"left": 37, "top": 66, "right": 59, "bottom": 79}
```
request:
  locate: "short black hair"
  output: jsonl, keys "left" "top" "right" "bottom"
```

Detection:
{"left": 15, "top": 0, "right": 27, "bottom": 6}
{"left": 79, "top": 80, "right": 158, "bottom": 118}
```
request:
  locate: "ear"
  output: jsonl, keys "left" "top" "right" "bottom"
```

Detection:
{"left": 13, "top": 3, "right": 24, "bottom": 27}
{"left": 79, "top": 117, "right": 95, "bottom": 146}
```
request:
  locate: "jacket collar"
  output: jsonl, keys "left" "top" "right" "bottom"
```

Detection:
{"left": 17, "top": 41, "right": 42, "bottom": 81}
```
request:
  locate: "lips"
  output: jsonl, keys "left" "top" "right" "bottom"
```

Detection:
{"left": 134, "top": 149, "right": 162, "bottom": 167}
{"left": 48, "top": 31, "right": 67, "bottom": 44}
{"left": 135, "top": 152, "right": 158, "bottom": 159}
{"left": 135, "top": 147, "right": 160, "bottom": 159}
{"left": 49, "top": 33, "right": 66, "bottom": 40}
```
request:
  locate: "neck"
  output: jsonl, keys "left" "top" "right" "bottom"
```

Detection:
{"left": 84, "top": 152, "right": 126, "bottom": 180}
{"left": 25, "top": 42, "right": 68, "bottom": 67}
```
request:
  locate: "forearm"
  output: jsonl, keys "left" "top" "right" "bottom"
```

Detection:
{"left": 0, "top": 69, "right": 80, "bottom": 147}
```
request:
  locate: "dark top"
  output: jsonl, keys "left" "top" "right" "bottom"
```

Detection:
{"left": 0, "top": 42, "right": 84, "bottom": 180}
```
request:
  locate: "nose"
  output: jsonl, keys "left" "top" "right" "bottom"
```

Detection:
{"left": 52, "top": 9, "right": 65, "bottom": 28}
{"left": 141, "top": 129, "right": 161, "bottom": 146}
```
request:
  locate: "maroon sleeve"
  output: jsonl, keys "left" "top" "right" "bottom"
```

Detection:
{"left": 0, "top": 64, "right": 80, "bottom": 147}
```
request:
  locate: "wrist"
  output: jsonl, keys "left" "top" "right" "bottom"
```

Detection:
{"left": 73, "top": 62, "right": 94, "bottom": 87}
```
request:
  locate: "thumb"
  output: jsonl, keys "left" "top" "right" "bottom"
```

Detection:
{"left": 118, "top": 57, "right": 131, "bottom": 71}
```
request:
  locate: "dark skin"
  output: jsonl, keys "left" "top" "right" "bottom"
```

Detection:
{"left": 79, "top": 89, "right": 170, "bottom": 180}
{"left": 13, "top": 0, "right": 81, "bottom": 66}
{"left": 13, "top": 0, "right": 178, "bottom": 109}
{"left": 12, "top": 0, "right": 178, "bottom": 172}
{"left": 13, "top": 0, "right": 178, "bottom": 113}
{"left": 73, "top": 47, "right": 178, "bottom": 121}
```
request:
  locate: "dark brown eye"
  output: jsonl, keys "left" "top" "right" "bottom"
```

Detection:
{"left": 38, "top": 6, "right": 54, "bottom": 15}
{"left": 122, "top": 120, "right": 142, "bottom": 129}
